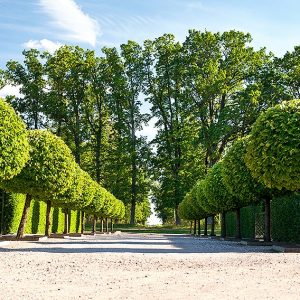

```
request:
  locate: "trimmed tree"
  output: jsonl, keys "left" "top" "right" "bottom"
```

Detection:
{"left": 1, "top": 130, "right": 76, "bottom": 238}
{"left": 203, "top": 162, "right": 238, "bottom": 237}
{"left": 222, "top": 137, "right": 266, "bottom": 238}
{"left": 0, "top": 98, "right": 29, "bottom": 181}
{"left": 245, "top": 100, "right": 300, "bottom": 191}
{"left": 245, "top": 100, "right": 300, "bottom": 241}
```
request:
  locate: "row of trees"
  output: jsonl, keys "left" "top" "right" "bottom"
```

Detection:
{"left": 1, "top": 30, "right": 300, "bottom": 224}
{"left": 0, "top": 98, "right": 125, "bottom": 238}
{"left": 179, "top": 100, "right": 300, "bottom": 241}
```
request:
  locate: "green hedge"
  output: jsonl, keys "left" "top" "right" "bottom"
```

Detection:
{"left": 224, "top": 196, "right": 300, "bottom": 243}
{"left": 0, "top": 192, "right": 81, "bottom": 234}
{"left": 225, "top": 205, "right": 258, "bottom": 239}
{"left": 271, "top": 193, "right": 300, "bottom": 243}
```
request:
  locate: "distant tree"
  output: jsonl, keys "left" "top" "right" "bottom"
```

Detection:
{"left": 182, "top": 30, "right": 268, "bottom": 168}
{"left": 5, "top": 49, "right": 46, "bottom": 129}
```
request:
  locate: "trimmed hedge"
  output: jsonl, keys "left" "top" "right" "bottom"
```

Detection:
{"left": 225, "top": 206, "right": 257, "bottom": 239}
{"left": 271, "top": 193, "right": 300, "bottom": 243}
{"left": 0, "top": 191, "right": 81, "bottom": 234}
{"left": 224, "top": 195, "right": 300, "bottom": 243}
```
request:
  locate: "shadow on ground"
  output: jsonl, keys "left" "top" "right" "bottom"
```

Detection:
{"left": 0, "top": 234, "right": 274, "bottom": 254}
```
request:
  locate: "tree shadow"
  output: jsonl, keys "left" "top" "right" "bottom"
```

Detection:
{"left": 0, "top": 234, "right": 274, "bottom": 254}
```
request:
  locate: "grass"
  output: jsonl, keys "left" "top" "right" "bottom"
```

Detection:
{"left": 84, "top": 222, "right": 221, "bottom": 235}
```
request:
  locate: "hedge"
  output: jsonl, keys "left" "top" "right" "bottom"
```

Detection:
{"left": 271, "top": 193, "right": 300, "bottom": 243}
{"left": 224, "top": 195, "right": 300, "bottom": 243}
{"left": 0, "top": 191, "right": 81, "bottom": 234}
{"left": 225, "top": 206, "right": 257, "bottom": 239}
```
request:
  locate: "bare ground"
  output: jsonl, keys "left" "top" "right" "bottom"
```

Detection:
{"left": 0, "top": 233, "right": 299, "bottom": 300}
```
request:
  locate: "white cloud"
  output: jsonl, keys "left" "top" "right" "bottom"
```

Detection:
{"left": 0, "top": 85, "right": 22, "bottom": 98}
{"left": 23, "top": 39, "right": 62, "bottom": 53}
{"left": 39, "top": 0, "right": 100, "bottom": 46}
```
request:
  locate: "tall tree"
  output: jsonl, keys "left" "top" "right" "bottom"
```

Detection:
{"left": 143, "top": 34, "right": 204, "bottom": 224}
{"left": 182, "top": 30, "right": 267, "bottom": 168}
{"left": 5, "top": 49, "right": 46, "bottom": 129}
{"left": 44, "top": 46, "right": 92, "bottom": 165}
{"left": 103, "top": 43, "right": 150, "bottom": 224}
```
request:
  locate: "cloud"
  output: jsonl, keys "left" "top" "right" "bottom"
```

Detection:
{"left": 23, "top": 39, "right": 62, "bottom": 53}
{"left": 0, "top": 85, "right": 22, "bottom": 98}
{"left": 39, "top": 0, "right": 100, "bottom": 46}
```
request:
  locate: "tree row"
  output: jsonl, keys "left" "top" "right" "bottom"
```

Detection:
{"left": 0, "top": 98, "right": 125, "bottom": 238}
{"left": 179, "top": 100, "right": 300, "bottom": 241}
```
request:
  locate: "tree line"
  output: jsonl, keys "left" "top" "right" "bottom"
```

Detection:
{"left": 179, "top": 100, "right": 300, "bottom": 241}
{"left": 0, "top": 98, "right": 125, "bottom": 238}
{"left": 1, "top": 29, "right": 299, "bottom": 224}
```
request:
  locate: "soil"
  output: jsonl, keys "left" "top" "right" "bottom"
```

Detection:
{"left": 0, "top": 233, "right": 299, "bottom": 299}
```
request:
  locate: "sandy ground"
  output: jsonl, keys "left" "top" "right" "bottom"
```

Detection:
{"left": 0, "top": 233, "right": 299, "bottom": 300}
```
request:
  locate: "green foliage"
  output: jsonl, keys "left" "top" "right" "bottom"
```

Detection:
{"left": 124, "top": 198, "right": 151, "bottom": 224}
{"left": 203, "top": 162, "right": 238, "bottom": 213}
{"left": 52, "top": 165, "right": 86, "bottom": 209}
{"left": 1, "top": 130, "right": 76, "bottom": 199}
{"left": 245, "top": 100, "right": 300, "bottom": 191}
{"left": 5, "top": 49, "right": 46, "bottom": 129}
{"left": 0, "top": 98, "right": 29, "bottom": 181}
{"left": 222, "top": 137, "right": 265, "bottom": 205}
{"left": 1, "top": 192, "right": 80, "bottom": 234}
{"left": 84, "top": 185, "right": 106, "bottom": 215}
{"left": 271, "top": 192, "right": 300, "bottom": 243}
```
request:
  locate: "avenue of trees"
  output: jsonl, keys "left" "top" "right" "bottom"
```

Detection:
{"left": 179, "top": 100, "right": 300, "bottom": 242}
{"left": 1, "top": 29, "right": 300, "bottom": 226}
{"left": 0, "top": 98, "right": 125, "bottom": 238}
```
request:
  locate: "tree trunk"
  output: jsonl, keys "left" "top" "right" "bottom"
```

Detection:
{"left": 193, "top": 219, "right": 196, "bottom": 235}
{"left": 130, "top": 104, "right": 137, "bottom": 226}
{"left": 92, "top": 215, "right": 96, "bottom": 234}
{"left": 221, "top": 212, "right": 226, "bottom": 238}
{"left": 210, "top": 215, "right": 215, "bottom": 236}
{"left": 64, "top": 209, "right": 69, "bottom": 234}
{"left": 81, "top": 211, "right": 84, "bottom": 234}
{"left": 190, "top": 221, "right": 192, "bottom": 234}
{"left": 95, "top": 132, "right": 102, "bottom": 184}
{"left": 101, "top": 218, "right": 104, "bottom": 233}
{"left": 130, "top": 200, "right": 136, "bottom": 226}
{"left": 264, "top": 198, "right": 271, "bottom": 242}
{"left": 110, "top": 219, "right": 114, "bottom": 232}
{"left": 45, "top": 200, "right": 52, "bottom": 237}
{"left": 236, "top": 208, "right": 241, "bottom": 239}
{"left": 204, "top": 217, "right": 208, "bottom": 236}
{"left": 105, "top": 218, "right": 108, "bottom": 232}
{"left": 175, "top": 205, "right": 181, "bottom": 225}
{"left": 197, "top": 219, "right": 201, "bottom": 236}
{"left": 17, "top": 194, "right": 32, "bottom": 239}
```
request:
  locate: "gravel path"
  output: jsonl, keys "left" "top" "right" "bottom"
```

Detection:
{"left": 0, "top": 233, "right": 299, "bottom": 299}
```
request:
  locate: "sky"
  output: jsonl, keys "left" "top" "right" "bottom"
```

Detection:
{"left": 1, "top": 0, "right": 300, "bottom": 224}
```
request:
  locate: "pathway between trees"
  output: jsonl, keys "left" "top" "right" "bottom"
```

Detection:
{"left": 0, "top": 233, "right": 299, "bottom": 299}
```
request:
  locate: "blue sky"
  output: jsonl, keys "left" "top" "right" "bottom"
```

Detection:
{"left": 1, "top": 0, "right": 300, "bottom": 70}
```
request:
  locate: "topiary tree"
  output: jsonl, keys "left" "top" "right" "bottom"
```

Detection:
{"left": 0, "top": 98, "right": 30, "bottom": 181}
{"left": 203, "top": 162, "right": 239, "bottom": 237}
{"left": 49, "top": 167, "right": 93, "bottom": 236}
{"left": 194, "top": 180, "right": 212, "bottom": 236}
{"left": 245, "top": 100, "right": 300, "bottom": 191}
{"left": 245, "top": 100, "right": 300, "bottom": 241}
{"left": 222, "top": 137, "right": 266, "bottom": 238}
{"left": 84, "top": 185, "right": 106, "bottom": 234}
{"left": 0, "top": 130, "right": 76, "bottom": 238}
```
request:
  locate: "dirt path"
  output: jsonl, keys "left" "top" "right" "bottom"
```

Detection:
{"left": 0, "top": 233, "right": 299, "bottom": 299}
